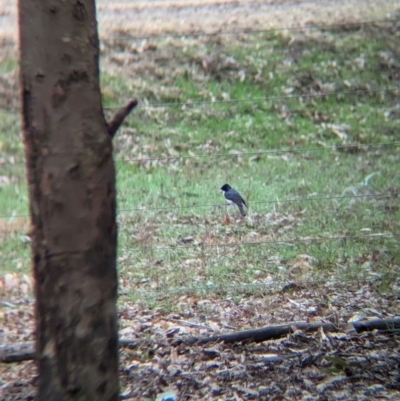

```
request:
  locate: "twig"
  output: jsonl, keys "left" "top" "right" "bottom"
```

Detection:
{"left": 168, "top": 319, "right": 215, "bottom": 331}
{"left": 107, "top": 99, "right": 138, "bottom": 138}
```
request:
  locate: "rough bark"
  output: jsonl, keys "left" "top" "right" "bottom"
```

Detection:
{"left": 17, "top": 1, "right": 132, "bottom": 400}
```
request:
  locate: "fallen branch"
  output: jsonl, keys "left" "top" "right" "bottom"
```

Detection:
{"left": 171, "top": 317, "right": 400, "bottom": 346}
{"left": 107, "top": 99, "right": 138, "bottom": 138}
{"left": 0, "top": 338, "right": 140, "bottom": 363}
{"left": 0, "top": 342, "right": 35, "bottom": 363}
{"left": 1, "top": 318, "right": 399, "bottom": 363}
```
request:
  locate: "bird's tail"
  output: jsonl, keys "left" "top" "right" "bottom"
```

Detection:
{"left": 238, "top": 203, "right": 246, "bottom": 217}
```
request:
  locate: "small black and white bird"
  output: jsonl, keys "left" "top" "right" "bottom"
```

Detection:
{"left": 220, "top": 183, "right": 247, "bottom": 217}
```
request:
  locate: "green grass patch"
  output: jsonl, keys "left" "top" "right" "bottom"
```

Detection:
{"left": 1, "top": 19, "right": 399, "bottom": 305}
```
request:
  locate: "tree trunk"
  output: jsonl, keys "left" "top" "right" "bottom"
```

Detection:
{"left": 18, "top": 1, "right": 121, "bottom": 400}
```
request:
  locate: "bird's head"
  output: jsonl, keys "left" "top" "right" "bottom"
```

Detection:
{"left": 221, "top": 184, "right": 231, "bottom": 191}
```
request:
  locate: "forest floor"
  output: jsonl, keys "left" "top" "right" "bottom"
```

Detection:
{"left": 1, "top": 0, "right": 400, "bottom": 400}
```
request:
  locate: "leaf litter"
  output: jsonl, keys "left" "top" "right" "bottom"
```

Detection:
{"left": 1, "top": 277, "right": 400, "bottom": 400}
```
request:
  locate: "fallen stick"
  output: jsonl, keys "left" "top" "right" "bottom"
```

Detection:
{"left": 0, "top": 338, "right": 141, "bottom": 363}
{"left": 170, "top": 317, "right": 400, "bottom": 346}
{"left": 1, "top": 318, "right": 399, "bottom": 363}
{"left": 0, "top": 342, "right": 35, "bottom": 363}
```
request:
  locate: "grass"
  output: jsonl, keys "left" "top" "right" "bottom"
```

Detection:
{"left": 0, "top": 18, "right": 399, "bottom": 305}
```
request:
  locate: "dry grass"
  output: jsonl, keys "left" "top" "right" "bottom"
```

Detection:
{"left": 96, "top": 0, "right": 399, "bottom": 37}
{"left": 1, "top": 0, "right": 399, "bottom": 39}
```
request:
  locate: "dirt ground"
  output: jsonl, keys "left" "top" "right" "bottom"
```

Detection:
{"left": 1, "top": 0, "right": 400, "bottom": 400}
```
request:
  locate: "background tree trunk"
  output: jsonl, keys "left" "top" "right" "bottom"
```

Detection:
{"left": 18, "top": 1, "right": 120, "bottom": 400}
